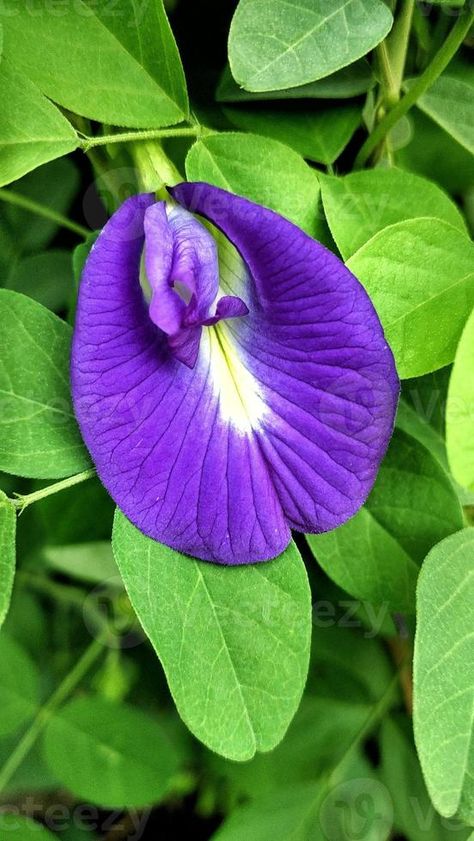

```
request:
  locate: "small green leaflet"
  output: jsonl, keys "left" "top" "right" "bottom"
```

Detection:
{"left": 0, "top": 289, "right": 91, "bottom": 479}
{"left": 185, "top": 132, "right": 322, "bottom": 239}
{"left": 216, "top": 59, "right": 375, "bottom": 102}
{"left": 228, "top": 0, "right": 393, "bottom": 92}
{"left": 112, "top": 510, "right": 311, "bottom": 761}
{"left": 43, "top": 696, "right": 180, "bottom": 808}
{"left": 446, "top": 308, "right": 474, "bottom": 492}
{"left": 407, "top": 75, "right": 474, "bottom": 155}
{"left": 222, "top": 103, "right": 361, "bottom": 165}
{"left": 321, "top": 168, "right": 467, "bottom": 259}
{"left": 347, "top": 218, "right": 474, "bottom": 379}
{"left": 395, "top": 109, "right": 474, "bottom": 197}
{"left": 0, "top": 59, "right": 78, "bottom": 187}
{"left": 0, "top": 815, "right": 55, "bottom": 840}
{"left": 414, "top": 529, "right": 474, "bottom": 824}
{"left": 0, "top": 491, "right": 16, "bottom": 630}
{"left": 306, "top": 430, "right": 464, "bottom": 614}
{"left": 0, "top": 634, "right": 39, "bottom": 737}
{"left": 2, "top": 0, "right": 188, "bottom": 129}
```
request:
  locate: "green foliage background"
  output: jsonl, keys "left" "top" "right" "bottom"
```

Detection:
{"left": 0, "top": 0, "right": 473, "bottom": 838}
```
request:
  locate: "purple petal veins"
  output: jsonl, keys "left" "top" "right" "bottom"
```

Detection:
{"left": 71, "top": 183, "right": 399, "bottom": 565}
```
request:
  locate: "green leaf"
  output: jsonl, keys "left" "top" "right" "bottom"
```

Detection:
{"left": 43, "top": 695, "right": 180, "bottom": 808}
{"left": 407, "top": 75, "right": 474, "bottom": 155}
{"left": 228, "top": 0, "right": 393, "bottom": 92}
{"left": 43, "top": 542, "right": 121, "bottom": 587}
{"left": 396, "top": 109, "right": 474, "bottom": 197}
{"left": 0, "top": 634, "right": 39, "bottom": 737}
{"left": 321, "top": 168, "right": 467, "bottom": 259}
{"left": 222, "top": 103, "right": 361, "bottom": 164}
{"left": 5, "top": 250, "right": 73, "bottom": 312}
{"left": 0, "top": 815, "right": 55, "bottom": 840}
{"left": 185, "top": 132, "right": 322, "bottom": 238}
{"left": 0, "top": 289, "right": 90, "bottom": 479}
{"left": 211, "top": 782, "right": 322, "bottom": 840}
{"left": 0, "top": 59, "right": 78, "bottom": 187}
{"left": 112, "top": 511, "right": 311, "bottom": 761}
{"left": 306, "top": 430, "right": 464, "bottom": 613}
{"left": 0, "top": 157, "right": 80, "bottom": 257}
{"left": 0, "top": 491, "right": 16, "bottom": 631}
{"left": 414, "top": 529, "right": 474, "bottom": 824}
{"left": 446, "top": 308, "right": 474, "bottom": 492}
{"left": 381, "top": 717, "right": 471, "bottom": 841}
{"left": 2, "top": 0, "right": 188, "bottom": 129}
{"left": 347, "top": 218, "right": 474, "bottom": 379}
{"left": 216, "top": 59, "right": 375, "bottom": 101}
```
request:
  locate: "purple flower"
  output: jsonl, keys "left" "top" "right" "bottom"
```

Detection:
{"left": 71, "top": 183, "right": 399, "bottom": 565}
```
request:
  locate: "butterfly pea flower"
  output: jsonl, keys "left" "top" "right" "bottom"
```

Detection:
{"left": 71, "top": 183, "right": 399, "bottom": 565}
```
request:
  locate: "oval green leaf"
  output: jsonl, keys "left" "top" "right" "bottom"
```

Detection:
{"left": 446, "top": 308, "right": 474, "bottom": 492}
{"left": 223, "top": 103, "right": 361, "bottom": 165}
{"left": 43, "top": 696, "right": 180, "bottom": 809}
{"left": 112, "top": 510, "right": 312, "bottom": 761}
{"left": 0, "top": 289, "right": 91, "bottom": 478}
{"left": 228, "top": 0, "right": 393, "bottom": 92}
{"left": 414, "top": 529, "right": 474, "bottom": 823}
{"left": 347, "top": 218, "right": 474, "bottom": 379}
{"left": 407, "top": 75, "right": 474, "bottom": 155}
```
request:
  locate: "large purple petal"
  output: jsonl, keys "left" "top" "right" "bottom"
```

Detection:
{"left": 172, "top": 183, "right": 399, "bottom": 534}
{"left": 71, "top": 194, "right": 289, "bottom": 564}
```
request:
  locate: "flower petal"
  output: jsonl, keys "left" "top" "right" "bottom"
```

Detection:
{"left": 171, "top": 182, "right": 399, "bottom": 533}
{"left": 71, "top": 194, "right": 289, "bottom": 564}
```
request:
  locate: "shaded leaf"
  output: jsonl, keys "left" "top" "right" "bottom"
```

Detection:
{"left": 0, "top": 815, "right": 55, "bottom": 840}
{"left": 407, "top": 75, "right": 474, "bottom": 155}
{"left": 223, "top": 102, "right": 361, "bottom": 164}
{"left": 5, "top": 250, "right": 73, "bottom": 312}
{"left": 43, "top": 696, "right": 180, "bottom": 808}
{"left": 43, "top": 542, "right": 121, "bottom": 587}
{"left": 0, "top": 634, "right": 39, "bottom": 737}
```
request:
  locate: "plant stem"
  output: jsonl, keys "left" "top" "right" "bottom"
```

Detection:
{"left": 0, "top": 633, "right": 107, "bottom": 794}
{"left": 80, "top": 126, "right": 203, "bottom": 152}
{"left": 0, "top": 188, "right": 89, "bottom": 239}
{"left": 11, "top": 468, "right": 96, "bottom": 512}
{"left": 387, "top": 0, "right": 415, "bottom": 95}
{"left": 355, "top": 8, "right": 474, "bottom": 167}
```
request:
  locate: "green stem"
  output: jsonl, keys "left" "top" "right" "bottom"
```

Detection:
{"left": 80, "top": 126, "right": 202, "bottom": 152}
{"left": 376, "top": 39, "right": 398, "bottom": 106}
{"left": 0, "top": 633, "right": 107, "bottom": 794}
{"left": 387, "top": 0, "right": 415, "bottom": 96}
{"left": 355, "top": 8, "right": 474, "bottom": 168}
{"left": 0, "top": 188, "right": 89, "bottom": 239}
{"left": 11, "top": 468, "right": 96, "bottom": 512}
